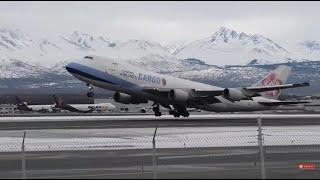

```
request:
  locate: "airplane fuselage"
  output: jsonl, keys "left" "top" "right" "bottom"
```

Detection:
{"left": 69, "top": 103, "right": 116, "bottom": 112}
{"left": 28, "top": 105, "right": 56, "bottom": 112}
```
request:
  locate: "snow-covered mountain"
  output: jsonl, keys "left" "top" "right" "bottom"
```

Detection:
{"left": 295, "top": 40, "right": 320, "bottom": 61}
{"left": 127, "top": 55, "right": 212, "bottom": 73}
{"left": 0, "top": 25, "right": 319, "bottom": 95}
{"left": 0, "top": 58, "right": 48, "bottom": 78}
{"left": 0, "top": 26, "right": 318, "bottom": 71}
{"left": 174, "top": 27, "right": 296, "bottom": 66}
{"left": 163, "top": 40, "right": 190, "bottom": 54}
{"left": 60, "top": 31, "right": 116, "bottom": 51}
{"left": 0, "top": 28, "right": 32, "bottom": 50}
{"left": 0, "top": 28, "right": 174, "bottom": 69}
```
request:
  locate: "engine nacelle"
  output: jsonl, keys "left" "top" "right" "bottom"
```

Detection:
{"left": 114, "top": 92, "right": 148, "bottom": 104}
{"left": 223, "top": 88, "right": 251, "bottom": 101}
{"left": 168, "top": 89, "right": 190, "bottom": 104}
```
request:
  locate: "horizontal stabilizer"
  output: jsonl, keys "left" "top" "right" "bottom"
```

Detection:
{"left": 258, "top": 101, "right": 310, "bottom": 106}
{"left": 245, "top": 82, "right": 309, "bottom": 93}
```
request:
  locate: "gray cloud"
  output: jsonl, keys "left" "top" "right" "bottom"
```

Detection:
{"left": 0, "top": 1, "right": 319, "bottom": 46}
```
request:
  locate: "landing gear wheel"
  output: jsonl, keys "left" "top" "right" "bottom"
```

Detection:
{"left": 155, "top": 111, "right": 162, "bottom": 117}
{"left": 171, "top": 105, "right": 189, "bottom": 118}
{"left": 153, "top": 105, "right": 162, "bottom": 117}
{"left": 181, "top": 111, "right": 189, "bottom": 117}
{"left": 173, "top": 111, "right": 180, "bottom": 118}
{"left": 87, "top": 92, "right": 94, "bottom": 97}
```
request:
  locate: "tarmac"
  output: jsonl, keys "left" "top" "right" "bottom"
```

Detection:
{"left": 0, "top": 113, "right": 320, "bottom": 179}
{"left": 0, "top": 146, "right": 319, "bottom": 179}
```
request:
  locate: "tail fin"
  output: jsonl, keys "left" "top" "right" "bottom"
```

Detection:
{"left": 253, "top": 65, "right": 292, "bottom": 99}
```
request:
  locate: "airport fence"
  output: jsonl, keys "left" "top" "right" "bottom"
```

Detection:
{"left": 1, "top": 117, "right": 320, "bottom": 179}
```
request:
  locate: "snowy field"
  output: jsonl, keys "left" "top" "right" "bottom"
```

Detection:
{"left": 1, "top": 126, "right": 320, "bottom": 152}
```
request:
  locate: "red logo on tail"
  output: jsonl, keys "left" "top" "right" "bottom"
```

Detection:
{"left": 260, "top": 73, "right": 283, "bottom": 98}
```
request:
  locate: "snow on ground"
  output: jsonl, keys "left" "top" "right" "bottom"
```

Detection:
{"left": 1, "top": 126, "right": 320, "bottom": 152}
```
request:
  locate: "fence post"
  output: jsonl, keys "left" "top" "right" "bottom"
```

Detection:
{"left": 257, "top": 117, "right": 266, "bottom": 179}
{"left": 21, "top": 131, "right": 26, "bottom": 179}
{"left": 153, "top": 126, "right": 158, "bottom": 179}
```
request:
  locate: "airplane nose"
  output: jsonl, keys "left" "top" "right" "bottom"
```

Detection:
{"left": 65, "top": 62, "right": 73, "bottom": 73}
{"left": 65, "top": 62, "right": 80, "bottom": 73}
{"left": 65, "top": 61, "right": 89, "bottom": 76}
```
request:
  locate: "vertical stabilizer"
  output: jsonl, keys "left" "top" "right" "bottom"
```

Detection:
{"left": 253, "top": 65, "right": 292, "bottom": 99}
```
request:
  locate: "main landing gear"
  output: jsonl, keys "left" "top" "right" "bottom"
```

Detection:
{"left": 86, "top": 83, "right": 94, "bottom": 97}
{"left": 169, "top": 105, "right": 189, "bottom": 118}
{"left": 152, "top": 104, "right": 189, "bottom": 117}
{"left": 152, "top": 105, "right": 162, "bottom": 117}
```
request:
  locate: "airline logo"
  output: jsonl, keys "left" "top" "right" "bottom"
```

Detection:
{"left": 260, "top": 73, "right": 283, "bottom": 98}
{"left": 138, "top": 73, "right": 161, "bottom": 84}
{"left": 120, "top": 69, "right": 165, "bottom": 86}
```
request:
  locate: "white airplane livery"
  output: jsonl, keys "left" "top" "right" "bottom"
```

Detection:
{"left": 66, "top": 55, "right": 310, "bottom": 117}
{"left": 15, "top": 95, "right": 116, "bottom": 113}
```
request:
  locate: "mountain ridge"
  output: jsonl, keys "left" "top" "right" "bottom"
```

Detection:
{"left": 0, "top": 26, "right": 318, "bottom": 95}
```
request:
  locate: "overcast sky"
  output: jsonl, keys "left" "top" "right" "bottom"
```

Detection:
{"left": 0, "top": 1, "right": 319, "bottom": 48}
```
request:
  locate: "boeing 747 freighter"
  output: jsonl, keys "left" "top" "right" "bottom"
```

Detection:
{"left": 65, "top": 55, "right": 310, "bottom": 117}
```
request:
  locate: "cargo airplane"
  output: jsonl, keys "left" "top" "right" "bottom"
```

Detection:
{"left": 65, "top": 55, "right": 310, "bottom": 117}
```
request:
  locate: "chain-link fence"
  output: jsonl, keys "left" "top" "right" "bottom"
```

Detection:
{"left": 0, "top": 118, "right": 320, "bottom": 179}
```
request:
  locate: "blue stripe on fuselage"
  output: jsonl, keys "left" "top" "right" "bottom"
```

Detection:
{"left": 65, "top": 62, "right": 137, "bottom": 89}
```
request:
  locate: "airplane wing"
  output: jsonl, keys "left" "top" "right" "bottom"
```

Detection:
{"left": 244, "top": 82, "right": 309, "bottom": 93}
{"left": 142, "top": 87, "right": 172, "bottom": 93}
{"left": 142, "top": 81, "right": 309, "bottom": 104}
{"left": 143, "top": 82, "right": 309, "bottom": 97}
{"left": 142, "top": 87, "right": 224, "bottom": 96}
{"left": 142, "top": 86, "right": 223, "bottom": 104}
{"left": 258, "top": 101, "right": 310, "bottom": 106}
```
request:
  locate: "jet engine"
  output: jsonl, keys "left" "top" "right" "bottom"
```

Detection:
{"left": 223, "top": 88, "right": 252, "bottom": 101}
{"left": 168, "top": 89, "right": 190, "bottom": 104}
{"left": 113, "top": 92, "right": 148, "bottom": 104}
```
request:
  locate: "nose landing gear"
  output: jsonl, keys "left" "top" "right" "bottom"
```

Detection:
{"left": 87, "top": 92, "right": 94, "bottom": 97}
{"left": 86, "top": 83, "right": 94, "bottom": 97}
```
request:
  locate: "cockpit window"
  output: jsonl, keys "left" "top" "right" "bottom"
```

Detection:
{"left": 84, "top": 56, "right": 93, "bottom": 60}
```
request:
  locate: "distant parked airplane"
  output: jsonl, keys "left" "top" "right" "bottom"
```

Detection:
{"left": 15, "top": 96, "right": 55, "bottom": 113}
{"left": 66, "top": 55, "right": 310, "bottom": 117}
{"left": 15, "top": 95, "right": 116, "bottom": 113}
{"left": 53, "top": 95, "right": 116, "bottom": 113}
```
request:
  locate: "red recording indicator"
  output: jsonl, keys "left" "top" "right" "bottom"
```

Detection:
{"left": 298, "top": 163, "right": 316, "bottom": 170}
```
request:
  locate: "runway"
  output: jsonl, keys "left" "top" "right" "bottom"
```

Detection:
{"left": 1, "top": 114, "right": 320, "bottom": 130}
{"left": 1, "top": 147, "right": 319, "bottom": 179}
